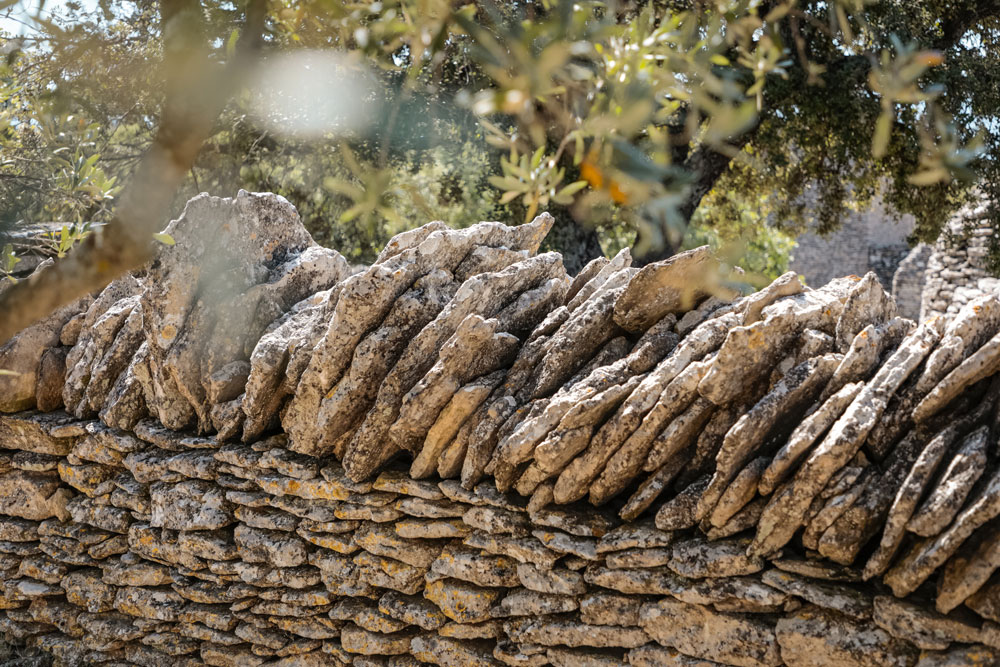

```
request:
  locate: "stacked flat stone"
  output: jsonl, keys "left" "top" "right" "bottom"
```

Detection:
{"left": 920, "top": 196, "right": 1000, "bottom": 320}
{"left": 2, "top": 192, "right": 1000, "bottom": 666}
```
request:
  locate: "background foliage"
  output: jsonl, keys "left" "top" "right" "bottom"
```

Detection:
{"left": 1, "top": 0, "right": 997, "bottom": 279}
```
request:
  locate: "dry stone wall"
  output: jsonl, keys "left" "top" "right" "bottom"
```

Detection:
{"left": 2, "top": 191, "right": 1000, "bottom": 666}
{"left": 920, "top": 197, "right": 1000, "bottom": 321}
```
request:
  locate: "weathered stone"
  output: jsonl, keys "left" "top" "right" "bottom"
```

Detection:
{"left": 114, "top": 586, "right": 185, "bottom": 622}
{"left": 354, "top": 522, "right": 443, "bottom": 568}
{"left": 582, "top": 565, "right": 680, "bottom": 596}
{"left": 567, "top": 248, "right": 630, "bottom": 311}
{"left": 342, "top": 250, "right": 563, "bottom": 479}
{"left": 464, "top": 505, "right": 530, "bottom": 536}
{"left": 700, "top": 354, "right": 841, "bottom": 522}
{"left": 908, "top": 425, "right": 989, "bottom": 537}
{"left": 864, "top": 418, "right": 980, "bottom": 581}
{"left": 531, "top": 528, "right": 598, "bottom": 560}
{"left": 258, "top": 447, "right": 319, "bottom": 479}
{"left": 697, "top": 285, "right": 847, "bottom": 406}
{"left": 816, "top": 425, "right": 928, "bottom": 566}
{"left": 430, "top": 544, "right": 520, "bottom": 587}
{"left": 914, "top": 327, "right": 1000, "bottom": 423}
{"left": 628, "top": 644, "right": 728, "bottom": 666}
{"left": 761, "top": 569, "right": 870, "bottom": 619}
{"left": 555, "top": 348, "right": 717, "bottom": 505}
{"left": 150, "top": 480, "right": 232, "bottom": 531}
{"left": 410, "top": 634, "right": 501, "bottom": 667}
{"left": 873, "top": 595, "right": 983, "bottom": 650}
{"left": 491, "top": 588, "right": 578, "bottom": 617}
{"left": 0, "top": 470, "right": 71, "bottom": 521}
{"left": 656, "top": 475, "right": 711, "bottom": 531}
{"left": 424, "top": 578, "right": 503, "bottom": 624}
{"left": 497, "top": 315, "right": 677, "bottom": 485}
{"left": 233, "top": 505, "right": 299, "bottom": 532}
{"left": 639, "top": 598, "right": 782, "bottom": 667}
{"left": 936, "top": 522, "right": 1000, "bottom": 614}
{"left": 710, "top": 456, "right": 768, "bottom": 529}
{"left": 234, "top": 524, "right": 308, "bottom": 567}
{"left": 317, "top": 273, "right": 461, "bottom": 456}
{"left": 505, "top": 616, "right": 648, "bottom": 649}
{"left": 884, "top": 463, "right": 1000, "bottom": 597}
{"left": 0, "top": 412, "right": 78, "bottom": 456}
{"left": 605, "top": 547, "right": 672, "bottom": 569}
{"left": 530, "top": 283, "right": 628, "bottom": 400}
{"left": 614, "top": 246, "right": 720, "bottom": 332}
{"left": 915, "top": 645, "right": 1000, "bottom": 666}
{"left": 753, "top": 318, "right": 942, "bottom": 557}
{"left": 835, "top": 272, "right": 897, "bottom": 353}
{"left": 775, "top": 606, "right": 918, "bottom": 667}
{"left": 0, "top": 289, "right": 84, "bottom": 412}
{"left": 463, "top": 531, "right": 560, "bottom": 569}
{"left": 966, "top": 577, "right": 1000, "bottom": 623}
{"left": 669, "top": 536, "right": 763, "bottom": 578}
{"left": 761, "top": 382, "right": 863, "bottom": 496}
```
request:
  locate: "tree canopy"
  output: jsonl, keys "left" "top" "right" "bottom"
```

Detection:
{"left": 0, "top": 0, "right": 998, "bottom": 338}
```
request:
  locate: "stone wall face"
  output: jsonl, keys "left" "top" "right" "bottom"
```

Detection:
{"left": 2, "top": 191, "right": 1000, "bottom": 667}
{"left": 920, "top": 198, "right": 1000, "bottom": 320}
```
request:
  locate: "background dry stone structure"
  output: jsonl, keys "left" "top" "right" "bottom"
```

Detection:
{"left": 1, "top": 191, "right": 1000, "bottom": 666}
{"left": 918, "top": 198, "right": 1000, "bottom": 321}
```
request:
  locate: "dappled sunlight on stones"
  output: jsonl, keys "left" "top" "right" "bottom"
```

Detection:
{"left": 5, "top": 197, "right": 1000, "bottom": 664}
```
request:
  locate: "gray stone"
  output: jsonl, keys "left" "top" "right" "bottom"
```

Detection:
{"left": 668, "top": 537, "right": 763, "bottom": 578}
{"left": 835, "top": 272, "right": 897, "bottom": 353}
{"left": 424, "top": 578, "right": 503, "bottom": 624}
{"left": 505, "top": 617, "right": 649, "bottom": 649}
{"left": 639, "top": 598, "right": 782, "bottom": 667}
{"left": 410, "top": 634, "right": 501, "bottom": 667}
{"left": 752, "top": 318, "right": 942, "bottom": 557}
{"left": 655, "top": 475, "right": 711, "bottom": 531}
{"left": 761, "top": 382, "right": 863, "bottom": 496}
{"left": 775, "top": 606, "right": 918, "bottom": 667}
{"left": 761, "top": 569, "right": 871, "bottom": 619}
{"left": 914, "top": 328, "right": 1000, "bottom": 423}
{"left": 463, "top": 531, "right": 560, "bottom": 569}
{"left": 150, "top": 480, "right": 232, "bottom": 531}
{"left": 697, "top": 285, "right": 846, "bottom": 406}
{"left": 353, "top": 522, "right": 443, "bottom": 568}
{"left": 490, "top": 589, "right": 578, "bottom": 617}
{"left": 234, "top": 524, "right": 308, "bottom": 567}
{"left": 873, "top": 595, "right": 982, "bottom": 650}
{"left": 429, "top": 544, "right": 520, "bottom": 588}
{"left": 613, "top": 246, "right": 721, "bottom": 332}
{"left": 699, "top": 354, "right": 840, "bottom": 523}
{"left": 0, "top": 470, "right": 71, "bottom": 521}
{"left": 516, "top": 563, "right": 586, "bottom": 595}
{"left": 908, "top": 425, "right": 989, "bottom": 537}
{"left": 884, "top": 464, "right": 1000, "bottom": 598}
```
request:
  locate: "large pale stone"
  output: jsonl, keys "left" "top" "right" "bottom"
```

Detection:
{"left": 150, "top": 480, "right": 232, "bottom": 531}
{"left": 775, "top": 606, "right": 918, "bottom": 667}
{"left": 639, "top": 598, "right": 782, "bottom": 667}
{"left": 0, "top": 470, "right": 71, "bottom": 521}
{"left": 613, "top": 245, "right": 720, "bottom": 333}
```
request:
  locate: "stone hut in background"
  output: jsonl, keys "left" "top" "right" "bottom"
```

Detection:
{"left": 917, "top": 196, "right": 998, "bottom": 320}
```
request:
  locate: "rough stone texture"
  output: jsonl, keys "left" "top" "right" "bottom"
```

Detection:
{"left": 4, "top": 195, "right": 1000, "bottom": 666}
{"left": 775, "top": 606, "right": 918, "bottom": 666}
{"left": 920, "top": 197, "right": 1000, "bottom": 320}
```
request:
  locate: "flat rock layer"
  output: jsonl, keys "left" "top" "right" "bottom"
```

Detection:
{"left": 1, "top": 194, "right": 1000, "bottom": 666}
